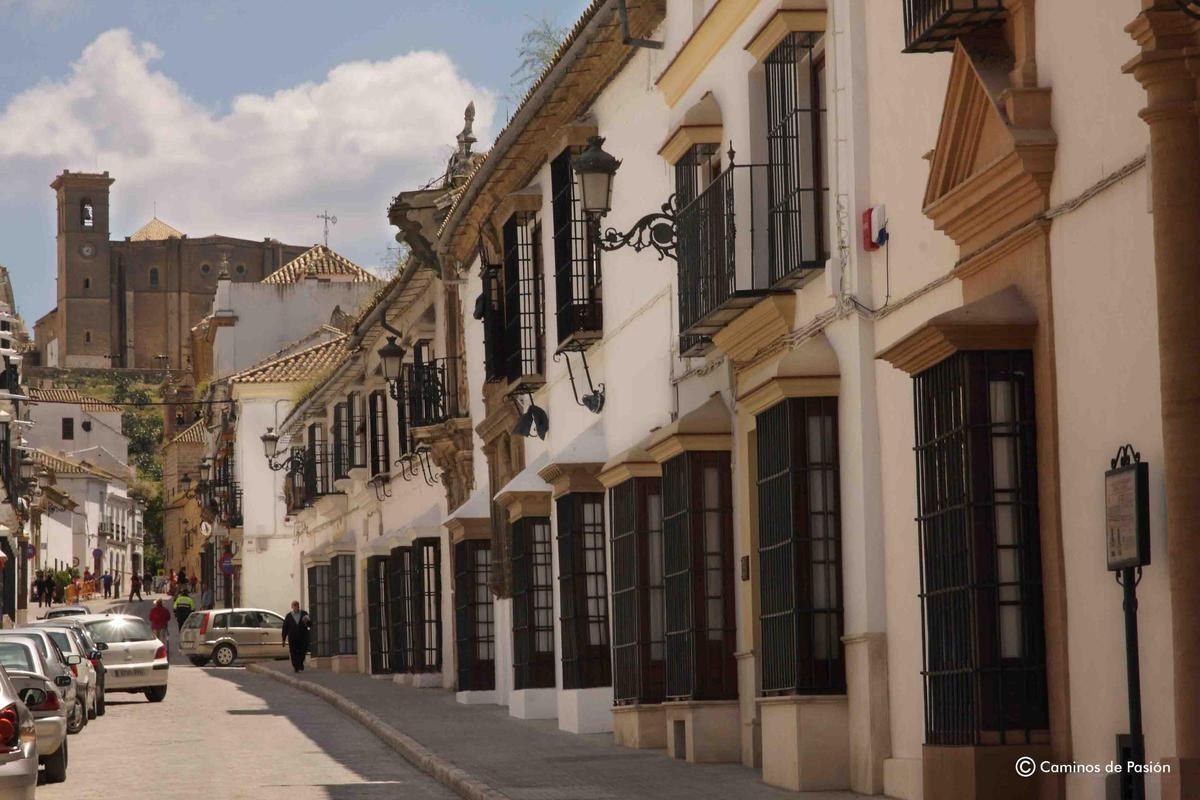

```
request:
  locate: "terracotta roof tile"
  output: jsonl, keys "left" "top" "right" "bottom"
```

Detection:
{"left": 27, "top": 387, "right": 122, "bottom": 413}
{"left": 228, "top": 334, "right": 350, "bottom": 384}
{"left": 130, "top": 217, "right": 184, "bottom": 242}
{"left": 169, "top": 419, "right": 206, "bottom": 444}
{"left": 261, "top": 244, "right": 381, "bottom": 285}
{"left": 30, "top": 449, "right": 121, "bottom": 482}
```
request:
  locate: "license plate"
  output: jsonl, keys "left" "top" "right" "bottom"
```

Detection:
{"left": 117, "top": 668, "right": 147, "bottom": 677}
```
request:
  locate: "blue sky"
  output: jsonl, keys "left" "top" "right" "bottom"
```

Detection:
{"left": 0, "top": 0, "right": 586, "bottom": 323}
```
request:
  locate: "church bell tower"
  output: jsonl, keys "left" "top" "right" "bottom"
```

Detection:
{"left": 51, "top": 170, "right": 114, "bottom": 367}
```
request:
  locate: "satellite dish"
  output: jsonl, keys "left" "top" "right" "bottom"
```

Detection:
{"left": 200, "top": 521, "right": 212, "bottom": 538}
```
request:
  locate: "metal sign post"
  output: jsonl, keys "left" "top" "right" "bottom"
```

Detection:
{"left": 1106, "top": 444, "right": 1150, "bottom": 800}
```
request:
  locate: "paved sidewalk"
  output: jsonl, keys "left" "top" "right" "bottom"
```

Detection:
{"left": 252, "top": 661, "right": 879, "bottom": 800}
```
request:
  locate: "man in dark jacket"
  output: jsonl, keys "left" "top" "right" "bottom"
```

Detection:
{"left": 281, "top": 600, "right": 312, "bottom": 673}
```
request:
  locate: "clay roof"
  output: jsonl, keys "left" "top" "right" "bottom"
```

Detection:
{"left": 228, "top": 334, "right": 350, "bottom": 384}
{"left": 169, "top": 419, "right": 206, "bottom": 445}
{"left": 27, "top": 387, "right": 121, "bottom": 413}
{"left": 261, "top": 244, "right": 380, "bottom": 285}
{"left": 30, "top": 449, "right": 121, "bottom": 482}
{"left": 130, "top": 217, "right": 184, "bottom": 242}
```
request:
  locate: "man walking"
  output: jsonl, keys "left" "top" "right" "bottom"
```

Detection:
{"left": 149, "top": 599, "right": 170, "bottom": 642}
{"left": 173, "top": 589, "right": 195, "bottom": 630}
{"left": 129, "top": 572, "right": 143, "bottom": 603}
{"left": 280, "top": 600, "right": 312, "bottom": 673}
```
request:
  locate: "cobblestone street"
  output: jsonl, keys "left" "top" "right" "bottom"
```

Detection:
{"left": 34, "top": 599, "right": 456, "bottom": 800}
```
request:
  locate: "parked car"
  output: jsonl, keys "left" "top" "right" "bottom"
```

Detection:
{"left": 180, "top": 608, "right": 290, "bottom": 667}
{"left": 0, "top": 631, "right": 82, "bottom": 733}
{"left": 0, "top": 640, "right": 69, "bottom": 783}
{"left": 42, "top": 605, "right": 91, "bottom": 620}
{"left": 28, "top": 619, "right": 107, "bottom": 716}
{"left": 0, "top": 662, "right": 40, "bottom": 799}
{"left": 75, "top": 615, "right": 167, "bottom": 702}
{"left": 33, "top": 626, "right": 100, "bottom": 721}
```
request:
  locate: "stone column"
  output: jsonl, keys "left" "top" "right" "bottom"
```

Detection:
{"left": 1126, "top": 8, "right": 1200, "bottom": 798}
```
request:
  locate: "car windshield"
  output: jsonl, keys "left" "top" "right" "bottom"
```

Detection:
{"left": 48, "top": 609, "right": 85, "bottom": 618}
{"left": 0, "top": 642, "right": 36, "bottom": 672}
{"left": 84, "top": 618, "right": 155, "bottom": 643}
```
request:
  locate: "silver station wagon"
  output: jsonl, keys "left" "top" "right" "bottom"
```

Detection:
{"left": 179, "top": 608, "right": 290, "bottom": 667}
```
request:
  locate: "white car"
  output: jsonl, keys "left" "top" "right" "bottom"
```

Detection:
{"left": 0, "top": 664, "right": 39, "bottom": 799}
{"left": 35, "top": 626, "right": 99, "bottom": 721}
{"left": 0, "top": 631, "right": 82, "bottom": 733}
{"left": 76, "top": 615, "right": 168, "bottom": 702}
{"left": 0, "top": 640, "right": 69, "bottom": 784}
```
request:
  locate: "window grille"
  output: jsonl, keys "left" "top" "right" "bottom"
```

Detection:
{"left": 482, "top": 266, "right": 508, "bottom": 383}
{"left": 307, "top": 564, "right": 333, "bottom": 658}
{"left": 368, "top": 390, "right": 390, "bottom": 476}
{"left": 347, "top": 392, "right": 367, "bottom": 469}
{"left": 366, "top": 555, "right": 392, "bottom": 673}
{"left": 764, "top": 32, "right": 828, "bottom": 286}
{"left": 414, "top": 537, "right": 443, "bottom": 672}
{"left": 333, "top": 554, "right": 356, "bottom": 656}
{"left": 913, "top": 350, "right": 1048, "bottom": 745}
{"left": 662, "top": 451, "right": 737, "bottom": 700}
{"left": 902, "top": 0, "right": 1006, "bottom": 54}
{"left": 610, "top": 477, "right": 666, "bottom": 704}
{"left": 332, "top": 403, "right": 349, "bottom": 479}
{"left": 454, "top": 540, "right": 495, "bottom": 691}
{"left": 673, "top": 145, "right": 721, "bottom": 356}
{"left": 757, "top": 396, "right": 845, "bottom": 695}
{"left": 389, "top": 546, "right": 417, "bottom": 672}
{"left": 503, "top": 213, "right": 545, "bottom": 382}
{"left": 557, "top": 493, "right": 611, "bottom": 689}
{"left": 551, "top": 148, "right": 602, "bottom": 346}
{"left": 512, "top": 516, "right": 555, "bottom": 689}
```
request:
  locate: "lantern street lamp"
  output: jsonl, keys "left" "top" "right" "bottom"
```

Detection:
{"left": 18, "top": 453, "right": 35, "bottom": 483}
{"left": 572, "top": 135, "right": 679, "bottom": 262}
{"left": 261, "top": 427, "right": 305, "bottom": 472}
{"left": 179, "top": 472, "right": 193, "bottom": 496}
{"left": 260, "top": 429, "right": 280, "bottom": 461}
{"left": 378, "top": 336, "right": 406, "bottom": 384}
{"left": 199, "top": 457, "right": 212, "bottom": 483}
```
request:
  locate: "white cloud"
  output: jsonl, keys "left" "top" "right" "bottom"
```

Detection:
{"left": 0, "top": 28, "right": 493, "bottom": 278}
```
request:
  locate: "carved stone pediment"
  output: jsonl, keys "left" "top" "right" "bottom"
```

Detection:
{"left": 923, "top": 40, "right": 1056, "bottom": 254}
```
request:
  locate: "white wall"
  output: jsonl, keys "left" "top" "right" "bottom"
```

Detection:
{"left": 27, "top": 404, "right": 128, "bottom": 467}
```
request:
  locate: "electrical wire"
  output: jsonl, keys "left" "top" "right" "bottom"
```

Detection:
{"left": 23, "top": 398, "right": 234, "bottom": 407}
{"left": 849, "top": 236, "right": 891, "bottom": 315}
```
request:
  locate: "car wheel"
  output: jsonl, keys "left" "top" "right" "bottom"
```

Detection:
{"left": 87, "top": 688, "right": 97, "bottom": 720}
{"left": 188, "top": 656, "right": 210, "bottom": 667}
{"left": 212, "top": 643, "right": 237, "bottom": 667}
{"left": 42, "top": 738, "right": 68, "bottom": 783}
{"left": 96, "top": 684, "right": 106, "bottom": 716}
{"left": 144, "top": 685, "right": 167, "bottom": 703}
{"left": 67, "top": 697, "right": 86, "bottom": 734}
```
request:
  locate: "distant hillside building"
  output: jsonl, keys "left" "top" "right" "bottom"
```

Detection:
{"left": 33, "top": 170, "right": 309, "bottom": 370}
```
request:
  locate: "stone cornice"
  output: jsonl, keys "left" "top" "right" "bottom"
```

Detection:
{"left": 445, "top": 516, "right": 490, "bottom": 544}
{"left": 548, "top": 122, "right": 598, "bottom": 162}
{"left": 744, "top": 9, "right": 827, "bottom": 62}
{"left": 536, "top": 461, "right": 604, "bottom": 498}
{"left": 877, "top": 322, "right": 1036, "bottom": 376}
{"left": 646, "top": 433, "right": 732, "bottom": 463}
{"left": 597, "top": 459, "right": 661, "bottom": 489}
{"left": 476, "top": 400, "right": 519, "bottom": 446}
{"left": 495, "top": 489, "right": 551, "bottom": 522}
{"left": 711, "top": 294, "right": 796, "bottom": 370}
{"left": 658, "top": 125, "right": 724, "bottom": 165}
{"left": 737, "top": 375, "right": 840, "bottom": 417}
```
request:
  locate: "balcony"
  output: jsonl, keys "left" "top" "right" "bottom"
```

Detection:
{"left": 220, "top": 482, "right": 243, "bottom": 528}
{"left": 285, "top": 443, "right": 340, "bottom": 514}
{"left": 902, "top": 0, "right": 1005, "bottom": 54}
{"left": 404, "top": 358, "right": 467, "bottom": 430}
{"left": 676, "top": 162, "right": 825, "bottom": 355}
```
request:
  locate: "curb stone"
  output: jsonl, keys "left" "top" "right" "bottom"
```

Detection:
{"left": 246, "top": 663, "right": 509, "bottom": 800}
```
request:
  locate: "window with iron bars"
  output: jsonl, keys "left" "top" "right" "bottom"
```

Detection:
{"left": 764, "top": 32, "right": 828, "bottom": 286}
{"left": 307, "top": 564, "right": 333, "bottom": 658}
{"left": 503, "top": 212, "right": 545, "bottom": 383}
{"left": 368, "top": 390, "right": 390, "bottom": 477}
{"left": 304, "top": 423, "right": 334, "bottom": 498}
{"left": 610, "top": 477, "right": 666, "bottom": 705}
{"left": 482, "top": 266, "right": 507, "bottom": 383}
{"left": 557, "top": 493, "right": 611, "bottom": 690}
{"left": 388, "top": 540, "right": 442, "bottom": 673}
{"left": 512, "top": 516, "right": 555, "bottom": 689}
{"left": 551, "top": 147, "right": 602, "bottom": 346}
{"left": 332, "top": 402, "right": 349, "bottom": 479}
{"left": 756, "top": 397, "right": 845, "bottom": 695}
{"left": 333, "top": 554, "right": 356, "bottom": 656}
{"left": 454, "top": 539, "right": 495, "bottom": 691}
{"left": 913, "top": 350, "right": 1048, "bottom": 746}
{"left": 673, "top": 144, "right": 722, "bottom": 357}
{"left": 389, "top": 546, "right": 417, "bottom": 671}
{"left": 366, "top": 555, "right": 392, "bottom": 674}
{"left": 347, "top": 392, "right": 367, "bottom": 469}
{"left": 662, "top": 451, "right": 737, "bottom": 700}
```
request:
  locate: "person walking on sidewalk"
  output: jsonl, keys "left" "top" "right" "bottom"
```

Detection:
{"left": 149, "top": 599, "right": 170, "bottom": 643}
{"left": 101, "top": 570, "right": 112, "bottom": 599}
{"left": 173, "top": 589, "right": 195, "bottom": 631}
{"left": 280, "top": 601, "right": 312, "bottom": 673}
{"left": 129, "top": 573, "right": 143, "bottom": 602}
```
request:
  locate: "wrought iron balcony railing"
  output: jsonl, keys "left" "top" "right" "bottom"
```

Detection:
{"left": 98, "top": 521, "right": 115, "bottom": 539}
{"left": 902, "top": 0, "right": 1005, "bottom": 54}
{"left": 404, "top": 358, "right": 467, "bottom": 429}
{"left": 221, "top": 482, "right": 243, "bottom": 528}
{"left": 676, "top": 159, "right": 825, "bottom": 353}
{"left": 0, "top": 437, "right": 18, "bottom": 506}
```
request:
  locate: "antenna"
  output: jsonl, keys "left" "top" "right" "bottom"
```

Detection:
{"left": 316, "top": 210, "right": 338, "bottom": 247}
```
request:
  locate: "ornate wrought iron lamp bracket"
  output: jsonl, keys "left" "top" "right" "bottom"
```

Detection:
{"left": 593, "top": 195, "right": 679, "bottom": 262}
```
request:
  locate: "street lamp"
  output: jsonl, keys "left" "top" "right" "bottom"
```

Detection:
{"left": 377, "top": 336, "right": 406, "bottom": 383}
{"left": 260, "top": 428, "right": 280, "bottom": 461}
{"left": 572, "top": 135, "right": 679, "bottom": 262}
{"left": 18, "top": 453, "right": 35, "bottom": 483}
{"left": 261, "top": 428, "right": 304, "bottom": 472}
{"left": 179, "top": 472, "right": 193, "bottom": 496}
{"left": 199, "top": 457, "right": 211, "bottom": 483}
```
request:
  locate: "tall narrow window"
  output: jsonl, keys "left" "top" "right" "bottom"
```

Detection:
{"left": 347, "top": 393, "right": 367, "bottom": 469}
{"left": 80, "top": 198, "right": 94, "bottom": 228}
{"left": 662, "top": 451, "right": 736, "bottom": 700}
{"left": 502, "top": 213, "right": 545, "bottom": 382}
{"left": 764, "top": 32, "right": 828, "bottom": 285}
{"left": 83, "top": 277, "right": 91, "bottom": 291}
{"left": 149, "top": 267, "right": 160, "bottom": 287}
{"left": 557, "top": 493, "right": 611, "bottom": 689}
{"left": 611, "top": 476, "right": 665, "bottom": 704}
{"left": 454, "top": 540, "right": 495, "bottom": 691}
{"left": 333, "top": 554, "right": 356, "bottom": 656}
{"left": 914, "top": 350, "right": 1047, "bottom": 745}
{"left": 84, "top": 331, "right": 92, "bottom": 344}
{"left": 61, "top": 418, "right": 75, "bottom": 441}
{"left": 389, "top": 545, "right": 416, "bottom": 671}
{"left": 368, "top": 390, "right": 390, "bottom": 476}
{"left": 307, "top": 564, "right": 333, "bottom": 658}
{"left": 512, "top": 516, "right": 555, "bottom": 689}
{"left": 305, "top": 423, "right": 331, "bottom": 497}
{"left": 332, "top": 402, "right": 349, "bottom": 479}
{"left": 482, "top": 266, "right": 508, "bottom": 383}
{"left": 414, "top": 538, "right": 442, "bottom": 671}
{"left": 757, "top": 396, "right": 844, "bottom": 695}
{"left": 551, "top": 148, "right": 602, "bottom": 346}
{"left": 674, "top": 143, "right": 724, "bottom": 356}
{"left": 366, "top": 555, "right": 392, "bottom": 674}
